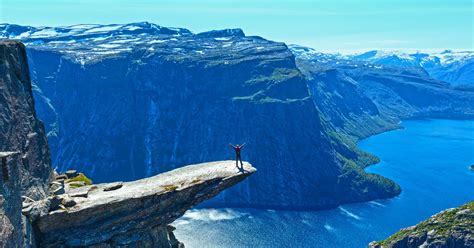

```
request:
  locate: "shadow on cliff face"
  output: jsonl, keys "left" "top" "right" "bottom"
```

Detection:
{"left": 24, "top": 27, "right": 400, "bottom": 210}
{"left": 0, "top": 40, "right": 53, "bottom": 247}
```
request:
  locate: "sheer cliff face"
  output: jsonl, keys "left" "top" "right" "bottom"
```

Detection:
{"left": 0, "top": 41, "right": 52, "bottom": 247}
{"left": 1, "top": 23, "right": 399, "bottom": 209}
{"left": 297, "top": 62, "right": 399, "bottom": 139}
{"left": 0, "top": 40, "right": 52, "bottom": 199}
{"left": 27, "top": 34, "right": 342, "bottom": 208}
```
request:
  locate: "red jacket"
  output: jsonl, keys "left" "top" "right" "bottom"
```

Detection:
{"left": 234, "top": 146, "right": 241, "bottom": 155}
{"left": 230, "top": 143, "right": 245, "bottom": 155}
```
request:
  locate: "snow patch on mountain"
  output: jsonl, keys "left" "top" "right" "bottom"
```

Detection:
{"left": 289, "top": 44, "right": 473, "bottom": 85}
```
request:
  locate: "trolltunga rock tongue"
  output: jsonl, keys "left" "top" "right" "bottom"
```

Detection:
{"left": 37, "top": 161, "right": 256, "bottom": 247}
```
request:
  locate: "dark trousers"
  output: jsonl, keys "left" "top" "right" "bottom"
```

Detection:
{"left": 236, "top": 154, "right": 243, "bottom": 167}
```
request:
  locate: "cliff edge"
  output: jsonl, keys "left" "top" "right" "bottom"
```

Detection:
{"left": 35, "top": 161, "right": 256, "bottom": 247}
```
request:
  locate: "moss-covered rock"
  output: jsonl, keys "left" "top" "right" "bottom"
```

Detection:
{"left": 65, "top": 173, "right": 92, "bottom": 186}
{"left": 369, "top": 201, "right": 474, "bottom": 248}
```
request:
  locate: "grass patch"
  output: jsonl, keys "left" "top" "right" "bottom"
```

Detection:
{"left": 68, "top": 182, "right": 86, "bottom": 189}
{"left": 66, "top": 173, "right": 92, "bottom": 186}
{"left": 246, "top": 68, "right": 301, "bottom": 84}
{"left": 162, "top": 184, "right": 178, "bottom": 192}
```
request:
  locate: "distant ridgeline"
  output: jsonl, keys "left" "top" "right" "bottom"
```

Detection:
{"left": 290, "top": 44, "right": 474, "bottom": 138}
{"left": 1, "top": 22, "right": 473, "bottom": 210}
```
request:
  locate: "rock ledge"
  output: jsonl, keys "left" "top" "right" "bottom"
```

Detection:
{"left": 36, "top": 161, "right": 256, "bottom": 247}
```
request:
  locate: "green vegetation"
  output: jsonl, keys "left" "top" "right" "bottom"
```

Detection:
{"left": 232, "top": 90, "right": 306, "bottom": 104}
{"left": 246, "top": 68, "right": 301, "bottom": 84}
{"left": 191, "top": 178, "right": 201, "bottom": 184}
{"left": 162, "top": 184, "right": 178, "bottom": 192}
{"left": 373, "top": 201, "right": 474, "bottom": 247}
{"left": 66, "top": 173, "right": 92, "bottom": 186}
{"left": 337, "top": 153, "right": 401, "bottom": 197}
{"left": 68, "top": 182, "right": 86, "bottom": 189}
{"left": 328, "top": 130, "right": 380, "bottom": 168}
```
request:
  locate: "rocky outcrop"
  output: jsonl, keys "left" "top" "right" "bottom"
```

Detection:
{"left": 0, "top": 40, "right": 52, "bottom": 247}
{"left": 0, "top": 22, "right": 400, "bottom": 209}
{"left": 33, "top": 161, "right": 256, "bottom": 247}
{"left": 0, "top": 40, "right": 52, "bottom": 199}
{"left": 0, "top": 151, "right": 25, "bottom": 247}
{"left": 369, "top": 201, "right": 474, "bottom": 248}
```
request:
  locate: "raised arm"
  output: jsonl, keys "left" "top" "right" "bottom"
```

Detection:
{"left": 240, "top": 143, "right": 246, "bottom": 149}
{"left": 229, "top": 143, "right": 236, "bottom": 149}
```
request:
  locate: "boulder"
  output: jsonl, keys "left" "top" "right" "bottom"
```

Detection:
{"left": 52, "top": 186, "right": 65, "bottom": 196}
{"left": 61, "top": 195, "right": 76, "bottom": 208}
{"left": 65, "top": 170, "right": 78, "bottom": 178}
{"left": 55, "top": 174, "right": 68, "bottom": 180}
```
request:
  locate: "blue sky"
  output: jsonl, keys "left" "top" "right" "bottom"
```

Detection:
{"left": 1, "top": 0, "right": 472, "bottom": 53}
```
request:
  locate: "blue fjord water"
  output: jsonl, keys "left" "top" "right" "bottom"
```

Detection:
{"left": 174, "top": 119, "right": 474, "bottom": 248}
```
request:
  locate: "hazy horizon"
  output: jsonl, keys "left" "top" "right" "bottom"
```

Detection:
{"left": 1, "top": 0, "right": 472, "bottom": 53}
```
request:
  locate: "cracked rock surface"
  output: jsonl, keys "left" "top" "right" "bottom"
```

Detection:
{"left": 36, "top": 161, "right": 256, "bottom": 247}
{"left": 0, "top": 40, "right": 52, "bottom": 247}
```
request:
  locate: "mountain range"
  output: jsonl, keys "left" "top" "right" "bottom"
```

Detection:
{"left": 1, "top": 22, "right": 472, "bottom": 210}
{"left": 291, "top": 45, "right": 474, "bottom": 87}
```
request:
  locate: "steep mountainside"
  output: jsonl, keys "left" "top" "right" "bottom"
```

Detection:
{"left": 369, "top": 201, "right": 474, "bottom": 248}
{"left": 291, "top": 45, "right": 474, "bottom": 139}
{"left": 0, "top": 22, "right": 399, "bottom": 209}
{"left": 0, "top": 40, "right": 52, "bottom": 247}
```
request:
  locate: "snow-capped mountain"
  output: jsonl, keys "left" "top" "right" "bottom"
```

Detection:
{"left": 289, "top": 44, "right": 474, "bottom": 86}
{"left": 351, "top": 49, "right": 473, "bottom": 67}
{"left": 0, "top": 22, "right": 192, "bottom": 42}
{"left": 0, "top": 22, "right": 259, "bottom": 66}
{"left": 349, "top": 50, "right": 474, "bottom": 86}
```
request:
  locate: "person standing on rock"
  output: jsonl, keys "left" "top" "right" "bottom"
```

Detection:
{"left": 229, "top": 143, "right": 246, "bottom": 168}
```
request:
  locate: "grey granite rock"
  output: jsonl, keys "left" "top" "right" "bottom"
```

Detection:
{"left": 0, "top": 40, "right": 53, "bottom": 200}
{"left": 36, "top": 161, "right": 256, "bottom": 247}
{"left": 65, "top": 170, "right": 78, "bottom": 178}
{"left": 0, "top": 40, "right": 52, "bottom": 247}
{"left": 102, "top": 182, "right": 123, "bottom": 191}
